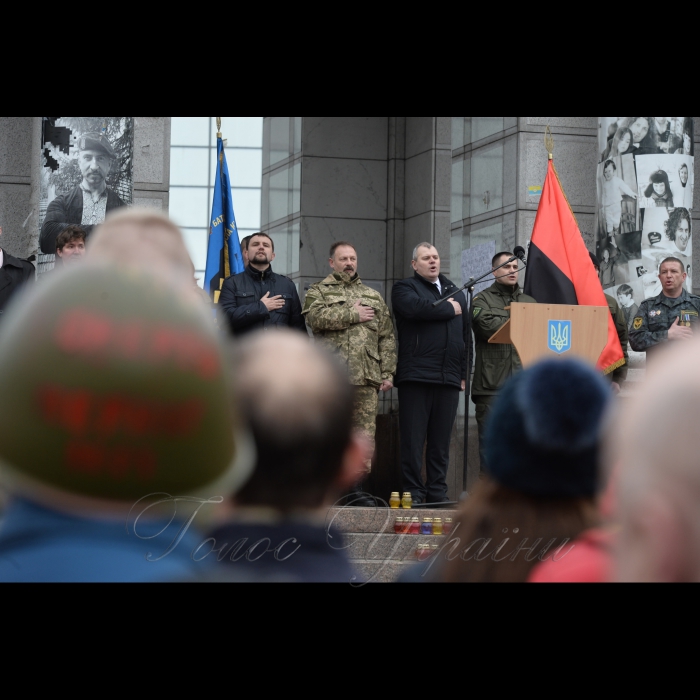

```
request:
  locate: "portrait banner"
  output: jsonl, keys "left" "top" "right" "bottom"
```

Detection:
{"left": 38, "top": 117, "right": 134, "bottom": 270}
{"left": 595, "top": 117, "right": 694, "bottom": 321}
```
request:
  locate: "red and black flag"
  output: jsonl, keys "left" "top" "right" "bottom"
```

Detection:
{"left": 524, "top": 160, "right": 625, "bottom": 376}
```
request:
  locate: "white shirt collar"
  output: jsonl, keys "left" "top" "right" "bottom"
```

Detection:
{"left": 0, "top": 248, "right": 4, "bottom": 269}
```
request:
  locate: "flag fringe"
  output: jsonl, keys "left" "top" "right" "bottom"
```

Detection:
{"left": 602, "top": 357, "right": 626, "bottom": 377}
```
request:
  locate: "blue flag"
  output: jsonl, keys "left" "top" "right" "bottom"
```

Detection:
{"left": 205, "top": 137, "right": 245, "bottom": 302}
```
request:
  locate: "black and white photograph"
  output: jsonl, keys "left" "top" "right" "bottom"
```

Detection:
{"left": 640, "top": 206, "right": 692, "bottom": 293}
{"left": 39, "top": 117, "right": 134, "bottom": 256}
{"left": 600, "top": 117, "right": 657, "bottom": 160}
{"left": 636, "top": 154, "right": 694, "bottom": 210}
{"left": 596, "top": 155, "right": 639, "bottom": 241}
{"left": 595, "top": 230, "right": 642, "bottom": 291}
{"left": 608, "top": 279, "right": 644, "bottom": 330}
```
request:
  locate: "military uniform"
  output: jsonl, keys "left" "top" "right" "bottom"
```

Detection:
{"left": 605, "top": 294, "right": 629, "bottom": 385}
{"left": 629, "top": 289, "right": 700, "bottom": 358}
{"left": 303, "top": 272, "right": 397, "bottom": 467}
{"left": 472, "top": 282, "right": 537, "bottom": 469}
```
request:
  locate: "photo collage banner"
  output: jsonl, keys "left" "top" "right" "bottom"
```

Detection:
{"left": 596, "top": 117, "right": 694, "bottom": 330}
{"left": 38, "top": 117, "right": 134, "bottom": 272}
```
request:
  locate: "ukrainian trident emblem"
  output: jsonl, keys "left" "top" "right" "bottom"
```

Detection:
{"left": 548, "top": 321, "right": 572, "bottom": 355}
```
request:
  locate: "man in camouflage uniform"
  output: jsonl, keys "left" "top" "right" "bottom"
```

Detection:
{"left": 472, "top": 252, "right": 537, "bottom": 471}
{"left": 630, "top": 257, "right": 700, "bottom": 360}
{"left": 303, "top": 242, "right": 397, "bottom": 506}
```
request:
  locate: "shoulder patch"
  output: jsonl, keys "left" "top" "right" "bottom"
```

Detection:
{"left": 633, "top": 317, "right": 644, "bottom": 331}
{"left": 473, "top": 307, "right": 482, "bottom": 319}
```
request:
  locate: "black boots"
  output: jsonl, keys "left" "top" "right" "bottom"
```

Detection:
{"left": 347, "top": 480, "right": 377, "bottom": 508}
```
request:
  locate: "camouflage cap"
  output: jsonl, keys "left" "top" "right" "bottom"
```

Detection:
{"left": 0, "top": 266, "right": 253, "bottom": 504}
{"left": 78, "top": 132, "right": 116, "bottom": 159}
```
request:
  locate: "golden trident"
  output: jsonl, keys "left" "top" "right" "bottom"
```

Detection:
{"left": 545, "top": 125, "right": 555, "bottom": 161}
{"left": 216, "top": 116, "right": 222, "bottom": 139}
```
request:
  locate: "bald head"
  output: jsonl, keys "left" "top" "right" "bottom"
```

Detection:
{"left": 233, "top": 330, "right": 359, "bottom": 512}
{"left": 611, "top": 339, "right": 700, "bottom": 582}
{"left": 87, "top": 208, "right": 194, "bottom": 288}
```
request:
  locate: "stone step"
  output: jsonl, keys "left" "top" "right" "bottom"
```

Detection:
{"left": 328, "top": 507, "right": 459, "bottom": 535}
{"left": 341, "top": 532, "right": 448, "bottom": 562}
{"left": 352, "top": 561, "right": 419, "bottom": 584}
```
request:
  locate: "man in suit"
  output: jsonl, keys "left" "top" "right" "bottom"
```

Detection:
{"left": 0, "top": 225, "right": 35, "bottom": 322}
{"left": 392, "top": 243, "right": 468, "bottom": 505}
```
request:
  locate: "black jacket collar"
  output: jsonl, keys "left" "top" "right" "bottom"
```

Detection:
{"left": 246, "top": 264, "right": 274, "bottom": 282}
{"left": 0, "top": 249, "right": 25, "bottom": 270}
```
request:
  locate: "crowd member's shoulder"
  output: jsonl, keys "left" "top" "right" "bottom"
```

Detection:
{"left": 4, "top": 252, "right": 35, "bottom": 277}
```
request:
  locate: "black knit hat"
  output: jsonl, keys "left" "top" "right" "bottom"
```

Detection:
{"left": 484, "top": 359, "right": 611, "bottom": 498}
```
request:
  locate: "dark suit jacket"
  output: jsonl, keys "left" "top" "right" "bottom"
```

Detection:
{"left": 40, "top": 187, "right": 127, "bottom": 254}
{"left": 392, "top": 273, "right": 468, "bottom": 389}
{"left": 0, "top": 250, "right": 35, "bottom": 318}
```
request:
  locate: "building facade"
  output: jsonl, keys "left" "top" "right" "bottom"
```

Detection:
{"left": 1, "top": 117, "right": 697, "bottom": 497}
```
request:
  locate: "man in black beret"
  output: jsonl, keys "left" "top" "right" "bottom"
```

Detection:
{"left": 40, "top": 133, "right": 128, "bottom": 254}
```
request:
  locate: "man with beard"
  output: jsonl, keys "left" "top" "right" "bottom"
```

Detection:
{"left": 218, "top": 232, "right": 305, "bottom": 337}
{"left": 40, "top": 133, "right": 128, "bottom": 254}
{"left": 304, "top": 242, "right": 397, "bottom": 506}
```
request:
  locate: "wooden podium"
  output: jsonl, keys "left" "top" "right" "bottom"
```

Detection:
{"left": 489, "top": 303, "right": 609, "bottom": 368}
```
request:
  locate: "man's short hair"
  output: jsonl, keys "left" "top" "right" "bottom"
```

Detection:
{"left": 493, "top": 252, "right": 514, "bottom": 268}
{"left": 241, "top": 236, "right": 253, "bottom": 252}
{"left": 88, "top": 208, "right": 194, "bottom": 286}
{"left": 234, "top": 331, "right": 355, "bottom": 512}
{"left": 56, "top": 225, "right": 86, "bottom": 252}
{"left": 249, "top": 232, "right": 275, "bottom": 252}
{"left": 412, "top": 243, "right": 436, "bottom": 261}
{"left": 330, "top": 241, "right": 357, "bottom": 259}
{"left": 617, "top": 284, "right": 634, "bottom": 297}
{"left": 660, "top": 257, "right": 685, "bottom": 274}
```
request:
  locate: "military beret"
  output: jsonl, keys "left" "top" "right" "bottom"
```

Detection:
{"left": 0, "top": 266, "right": 254, "bottom": 504}
{"left": 78, "top": 132, "right": 116, "bottom": 159}
{"left": 485, "top": 359, "right": 611, "bottom": 499}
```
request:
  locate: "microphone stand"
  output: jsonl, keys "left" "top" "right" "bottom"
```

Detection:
{"left": 432, "top": 254, "right": 523, "bottom": 309}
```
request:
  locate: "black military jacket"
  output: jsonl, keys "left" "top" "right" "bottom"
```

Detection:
{"left": 629, "top": 289, "right": 700, "bottom": 356}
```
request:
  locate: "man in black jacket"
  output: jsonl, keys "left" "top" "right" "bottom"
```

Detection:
{"left": 0, "top": 226, "right": 35, "bottom": 321}
{"left": 218, "top": 233, "right": 306, "bottom": 337}
{"left": 392, "top": 243, "right": 468, "bottom": 505}
{"left": 40, "top": 133, "right": 128, "bottom": 254}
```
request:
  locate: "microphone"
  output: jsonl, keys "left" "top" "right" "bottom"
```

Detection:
{"left": 514, "top": 246, "right": 527, "bottom": 264}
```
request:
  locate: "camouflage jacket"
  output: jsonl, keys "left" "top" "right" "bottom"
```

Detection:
{"left": 629, "top": 289, "right": 700, "bottom": 356}
{"left": 472, "top": 282, "right": 537, "bottom": 397}
{"left": 303, "top": 272, "right": 397, "bottom": 388}
{"left": 605, "top": 294, "right": 629, "bottom": 384}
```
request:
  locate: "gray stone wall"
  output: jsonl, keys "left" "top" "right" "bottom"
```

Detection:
{"left": 515, "top": 117, "right": 599, "bottom": 250}
{"left": 0, "top": 117, "right": 171, "bottom": 260}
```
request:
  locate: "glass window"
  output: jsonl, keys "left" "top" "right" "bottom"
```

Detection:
{"left": 169, "top": 117, "right": 264, "bottom": 286}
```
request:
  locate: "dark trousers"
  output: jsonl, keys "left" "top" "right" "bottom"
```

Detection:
{"left": 399, "top": 382, "right": 460, "bottom": 502}
{"left": 473, "top": 395, "right": 496, "bottom": 473}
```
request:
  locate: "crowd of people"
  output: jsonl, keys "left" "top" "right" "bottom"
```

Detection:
{"left": 0, "top": 205, "right": 699, "bottom": 583}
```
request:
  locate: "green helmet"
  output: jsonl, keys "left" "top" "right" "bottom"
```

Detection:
{"left": 0, "top": 266, "right": 253, "bottom": 504}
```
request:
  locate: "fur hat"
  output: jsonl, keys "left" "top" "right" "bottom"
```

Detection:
{"left": 484, "top": 359, "right": 611, "bottom": 498}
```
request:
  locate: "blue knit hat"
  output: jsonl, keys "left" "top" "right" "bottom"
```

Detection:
{"left": 484, "top": 359, "right": 611, "bottom": 498}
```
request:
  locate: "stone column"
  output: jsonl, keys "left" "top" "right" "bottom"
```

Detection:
{"left": 595, "top": 117, "right": 694, "bottom": 306}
